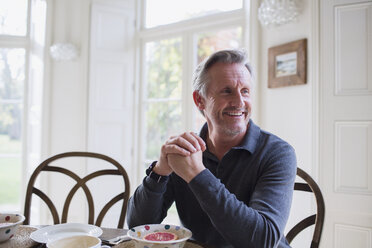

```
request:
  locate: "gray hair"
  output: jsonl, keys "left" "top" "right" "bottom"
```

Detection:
{"left": 192, "top": 49, "right": 254, "bottom": 98}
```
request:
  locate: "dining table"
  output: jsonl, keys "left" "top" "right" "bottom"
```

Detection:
{"left": 1, "top": 225, "right": 211, "bottom": 248}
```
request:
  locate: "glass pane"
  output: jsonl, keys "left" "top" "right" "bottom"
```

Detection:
{"left": 196, "top": 27, "right": 242, "bottom": 64}
{"left": 0, "top": 157, "right": 21, "bottom": 207}
{"left": 0, "top": 49, "right": 25, "bottom": 153}
{"left": 0, "top": 48, "right": 26, "bottom": 100}
{"left": 146, "top": 38, "right": 182, "bottom": 99}
{"left": 145, "top": 101, "right": 182, "bottom": 160}
{"left": 146, "top": 0, "right": 243, "bottom": 28}
{"left": 0, "top": 106, "right": 23, "bottom": 153}
{"left": 0, "top": 0, "right": 28, "bottom": 36}
{"left": 193, "top": 27, "right": 242, "bottom": 131}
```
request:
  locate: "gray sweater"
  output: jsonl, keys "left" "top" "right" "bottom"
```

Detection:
{"left": 127, "top": 120, "right": 297, "bottom": 248}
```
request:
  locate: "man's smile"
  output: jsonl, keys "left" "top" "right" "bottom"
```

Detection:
{"left": 222, "top": 109, "right": 247, "bottom": 118}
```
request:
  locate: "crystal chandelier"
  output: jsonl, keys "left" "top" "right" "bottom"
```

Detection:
{"left": 50, "top": 43, "right": 79, "bottom": 61}
{"left": 258, "top": 0, "right": 299, "bottom": 27}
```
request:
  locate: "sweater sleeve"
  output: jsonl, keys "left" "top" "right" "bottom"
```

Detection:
{"left": 126, "top": 175, "right": 174, "bottom": 228}
{"left": 188, "top": 145, "right": 297, "bottom": 248}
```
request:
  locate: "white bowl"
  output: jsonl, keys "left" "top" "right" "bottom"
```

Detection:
{"left": 127, "top": 224, "right": 192, "bottom": 248}
{"left": 0, "top": 213, "right": 25, "bottom": 243}
{"left": 47, "top": 235, "right": 109, "bottom": 248}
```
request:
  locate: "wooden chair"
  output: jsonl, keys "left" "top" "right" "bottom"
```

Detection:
{"left": 24, "top": 151, "right": 130, "bottom": 228}
{"left": 286, "top": 168, "right": 325, "bottom": 248}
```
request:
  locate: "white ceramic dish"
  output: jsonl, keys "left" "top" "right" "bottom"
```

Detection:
{"left": 30, "top": 223, "right": 103, "bottom": 243}
{"left": 0, "top": 213, "right": 25, "bottom": 243}
{"left": 47, "top": 235, "right": 110, "bottom": 248}
{"left": 127, "top": 224, "right": 192, "bottom": 248}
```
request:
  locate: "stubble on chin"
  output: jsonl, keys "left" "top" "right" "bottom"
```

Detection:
{"left": 217, "top": 116, "right": 248, "bottom": 136}
{"left": 221, "top": 124, "right": 247, "bottom": 136}
{"left": 209, "top": 111, "right": 250, "bottom": 137}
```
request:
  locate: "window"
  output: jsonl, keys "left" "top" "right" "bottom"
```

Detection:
{"left": 145, "top": 0, "right": 243, "bottom": 28}
{"left": 137, "top": 0, "right": 247, "bottom": 224}
{"left": 0, "top": 0, "right": 46, "bottom": 212}
{"left": 144, "top": 37, "right": 183, "bottom": 162}
{"left": 0, "top": 0, "right": 29, "bottom": 212}
{"left": 0, "top": 0, "right": 28, "bottom": 36}
{"left": 0, "top": 48, "right": 25, "bottom": 210}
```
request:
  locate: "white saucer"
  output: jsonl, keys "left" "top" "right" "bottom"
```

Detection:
{"left": 30, "top": 223, "right": 103, "bottom": 243}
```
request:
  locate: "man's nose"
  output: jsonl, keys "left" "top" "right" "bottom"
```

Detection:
{"left": 230, "top": 92, "right": 244, "bottom": 107}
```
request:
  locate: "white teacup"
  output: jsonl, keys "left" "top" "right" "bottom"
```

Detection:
{"left": 47, "top": 235, "right": 109, "bottom": 248}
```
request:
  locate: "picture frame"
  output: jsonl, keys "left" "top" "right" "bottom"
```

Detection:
{"left": 268, "top": 38, "right": 307, "bottom": 88}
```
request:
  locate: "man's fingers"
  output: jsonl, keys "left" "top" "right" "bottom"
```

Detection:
{"left": 166, "top": 135, "right": 197, "bottom": 153}
{"left": 181, "top": 132, "right": 202, "bottom": 151}
{"left": 168, "top": 132, "right": 204, "bottom": 151}
{"left": 190, "top": 132, "right": 206, "bottom": 151}
{"left": 163, "top": 143, "right": 191, "bottom": 156}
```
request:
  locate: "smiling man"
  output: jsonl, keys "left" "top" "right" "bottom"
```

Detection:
{"left": 127, "top": 49, "right": 297, "bottom": 248}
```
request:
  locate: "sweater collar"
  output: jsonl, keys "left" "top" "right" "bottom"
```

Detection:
{"left": 199, "top": 119, "right": 260, "bottom": 155}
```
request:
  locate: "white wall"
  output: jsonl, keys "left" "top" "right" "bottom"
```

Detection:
{"left": 46, "top": 0, "right": 91, "bottom": 157}
{"left": 257, "top": 0, "right": 319, "bottom": 246}
{"left": 258, "top": 0, "right": 317, "bottom": 175}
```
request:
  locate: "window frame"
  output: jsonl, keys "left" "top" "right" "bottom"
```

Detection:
{"left": 0, "top": 0, "right": 47, "bottom": 213}
{"left": 134, "top": 0, "right": 250, "bottom": 187}
{"left": 0, "top": 0, "right": 32, "bottom": 211}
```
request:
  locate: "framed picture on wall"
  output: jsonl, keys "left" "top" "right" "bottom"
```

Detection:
{"left": 268, "top": 38, "right": 307, "bottom": 88}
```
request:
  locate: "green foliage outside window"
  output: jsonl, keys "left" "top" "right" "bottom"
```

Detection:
{"left": 146, "top": 38, "right": 182, "bottom": 99}
{"left": 0, "top": 48, "right": 24, "bottom": 141}
{"left": 0, "top": 48, "right": 24, "bottom": 206}
{"left": 145, "top": 38, "right": 182, "bottom": 161}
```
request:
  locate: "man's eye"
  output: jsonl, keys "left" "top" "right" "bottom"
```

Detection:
{"left": 242, "top": 89, "right": 250, "bottom": 95}
{"left": 222, "top": 89, "right": 231, "bottom": 94}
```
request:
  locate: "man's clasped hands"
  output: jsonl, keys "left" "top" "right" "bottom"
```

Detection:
{"left": 154, "top": 132, "right": 207, "bottom": 183}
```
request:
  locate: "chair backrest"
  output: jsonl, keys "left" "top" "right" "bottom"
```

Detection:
{"left": 286, "top": 167, "right": 325, "bottom": 248}
{"left": 24, "top": 151, "right": 130, "bottom": 228}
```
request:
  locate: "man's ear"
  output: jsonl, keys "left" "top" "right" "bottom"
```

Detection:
{"left": 193, "top": 91, "right": 205, "bottom": 110}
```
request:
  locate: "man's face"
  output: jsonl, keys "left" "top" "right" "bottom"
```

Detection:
{"left": 195, "top": 62, "right": 253, "bottom": 137}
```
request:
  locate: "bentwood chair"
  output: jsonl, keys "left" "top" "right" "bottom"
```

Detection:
{"left": 286, "top": 168, "right": 325, "bottom": 248}
{"left": 24, "top": 151, "right": 130, "bottom": 228}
